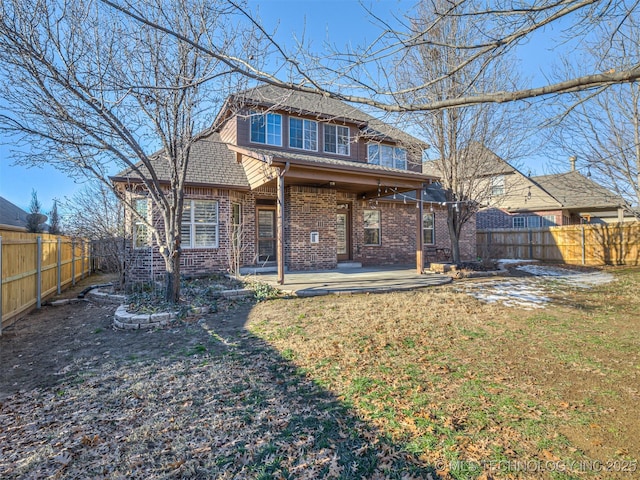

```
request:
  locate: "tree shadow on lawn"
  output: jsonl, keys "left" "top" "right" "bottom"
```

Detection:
{"left": 0, "top": 300, "right": 442, "bottom": 479}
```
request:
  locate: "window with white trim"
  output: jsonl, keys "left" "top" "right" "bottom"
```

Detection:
{"left": 423, "top": 212, "right": 435, "bottom": 245}
{"left": 324, "top": 124, "right": 350, "bottom": 156}
{"left": 134, "top": 198, "right": 149, "bottom": 248}
{"left": 368, "top": 144, "right": 407, "bottom": 170}
{"left": 364, "top": 210, "right": 381, "bottom": 245}
{"left": 289, "top": 118, "right": 317, "bottom": 151}
{"left": 527, "top": 215, "right": 541, "bottom": 228}
{"left": 490, "top": 175, "right": 505, "bottom": 196}
{"left": 542, "top": 215, "right": 556, "bottom": 227}
{"left": 250, "top": 111, "right": 282, "bottom": 146}
{"left": 181, "top": 200, "right": 219, "bottom": 248}
{"left": 513, "top": 216, "right": 525, "bottom": 228}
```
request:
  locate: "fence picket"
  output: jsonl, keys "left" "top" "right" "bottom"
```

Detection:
{"left": 477, "top": 223, "right": 640, "bottom": 266}
{"left": 0, "top": 229, "right": 91, "bottom": 332}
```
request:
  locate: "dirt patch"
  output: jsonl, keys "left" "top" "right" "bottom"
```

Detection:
{"left": 0, "top": 274, "right": 250, "bottom": 402}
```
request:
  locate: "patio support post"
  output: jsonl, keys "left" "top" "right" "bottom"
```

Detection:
{"left": 277, "top": 166, "right": 286, "bottom": 285}
{"left": 416, "top": 187, "right": 424, "bottom": 274}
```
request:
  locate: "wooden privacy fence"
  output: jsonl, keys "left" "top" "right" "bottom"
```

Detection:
{"left": 0, "top": 229, "right": 91, "bottom": 333}
{"left": 477, "top": 222, "right": 640, "bottom": 266}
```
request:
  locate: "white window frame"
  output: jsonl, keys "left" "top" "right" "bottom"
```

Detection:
{"left": 527, "top": 215, "right": 541, "bottom": 228}
{"left": 490, "top": 175, "right": 505, "bottom": 196}
{"left": 513, "top": 216, "right": 525, "bottom": 229}
{"left": 364, "top": 209, "right": 381, "bottom": 245}
{"left": 423, "top": 212, "right": 435, "bottom": 245}
{"left": 181, "top": 200, "right": 219, "bottom": 249}
{"left": 133, "top": 198, "right": 149, "bottom": 248}
{"left": 250, "top": 111, "right": 282, "bottom": 146}
{"left": 542, "top": 215, "right": 556, "bottom": 227}
{"left": 368, "top": 144, "right": 408, "bottom": 170}
{"left": 324, "top": 124, "right": 350, "bottom": 156}
{"left": 289, "top": 117, "right": 318, "bottom": 151}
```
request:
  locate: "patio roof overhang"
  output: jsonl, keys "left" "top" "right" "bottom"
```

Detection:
{"left": 227, "top": 145, "right": 430, "bottom": 284}
{"left": 227, "top": 145, "right": 434, "bottom": 199}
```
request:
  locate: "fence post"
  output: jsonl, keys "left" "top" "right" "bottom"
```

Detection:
{"left": 81, "top": 240, "right": 85, "bottom": 279}
{"left": 72, "top": 238, "right": 76, "bottom": 286}
{"left": 0, "top": 236, "right": 3, "bottom": 335}
{"left": 581, "top": 226, "right": 586, "bottom": 265}
{"left": 57, "top": 237, "right": 62, "bottom": 294}
{"left": 528, "top": 229, "right": 533, "bottom": 259}
{"left": 36, "top": 236, "right": 42, "bottom": 309}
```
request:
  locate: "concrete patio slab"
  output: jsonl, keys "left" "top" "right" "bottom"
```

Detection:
{"left": 248, "top": 266, "right": 452, "bottom": 297}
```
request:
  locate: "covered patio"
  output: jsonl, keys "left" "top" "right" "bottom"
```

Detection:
{"left": 229, "top": 145, "right": 437, "bottom": 284}
{"left": 250, "top": 265, "right": 452, "bottom": 297}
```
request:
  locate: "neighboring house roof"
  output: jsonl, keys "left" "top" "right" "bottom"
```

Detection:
{"left": 422, "top": 143, "right": 516, "bottom": 178}
{"left": 224, "top": 84, "right": 427, "bottom": 148}
{"left": 529, "top": 171, "right": 626, "bottom": 210}
{"left": 111, "top": 133, "right": 250, "bottom": 189}
{"left": 0, "top": 196, "right": 29, "bottom": 229}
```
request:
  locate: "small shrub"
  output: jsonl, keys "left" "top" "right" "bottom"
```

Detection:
{"left": 251, "top": 282, "right": 280, "bottom": 302}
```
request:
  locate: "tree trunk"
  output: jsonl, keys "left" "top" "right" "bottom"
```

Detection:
{"left": 164, "top": 249, "right": 181, "bottom": 303}
{"left": 447, "top": 205, "right": 461, "bottom": 264}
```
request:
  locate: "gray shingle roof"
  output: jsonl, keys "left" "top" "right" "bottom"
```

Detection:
{"left": 531, "top": 171, "right": 625, "bottom": 209}
{"left": 230, "top": 85, "right": 426, "bottom": 148}
{"left": 112, "top": 133, "right": 249, "bottom": 188}
{"left": 235, "top": 145, "right": 431, "bottom": 179}
{"left": 0, "top": 196, "right": 28, "bottom": 228}
{"left": 422, "top": 143, "right": 516, "bottom": 178}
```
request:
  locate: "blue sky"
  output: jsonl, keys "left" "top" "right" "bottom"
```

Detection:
{"left": 0, "top": 0, "right": 566, "bottom": 212}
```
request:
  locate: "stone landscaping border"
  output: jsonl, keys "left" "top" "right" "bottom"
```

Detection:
{"left": 85, "top": 286, "right": 255, "bottom": 330}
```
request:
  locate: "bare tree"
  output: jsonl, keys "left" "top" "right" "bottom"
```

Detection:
{"left": 105, "top": 0, "right": 640, "bottom": 111}
{"left": 62, "top": 182, "right": 126, "bottom": 288}
{"left": 547, "top": 14, "right": 640, "bottom": 212}
{"left": 0, "top": 0, "right": 259, "bottom": 302}
{"left": 395, "top": 0, "right": 529, "bottom": 263}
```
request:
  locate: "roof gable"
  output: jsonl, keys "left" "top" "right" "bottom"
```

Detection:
{"left": 225, "top": 85, "right": 426, "bottom": 148}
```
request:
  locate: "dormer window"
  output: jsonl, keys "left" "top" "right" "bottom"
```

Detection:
{"left": 289, "top": 118, "right": 318, "bottom": 151}
{"left": 368, "top": 144, "right": 407, "bottom": 170}
{"left": 250, "top": 111, "right": 282, "bottom": 146}
{"left": 324, "top": 125, "right": 350, "bottom": 156}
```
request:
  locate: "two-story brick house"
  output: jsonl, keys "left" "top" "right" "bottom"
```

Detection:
{"left": 112, "top": 85, "right": 476, "bottom": 283}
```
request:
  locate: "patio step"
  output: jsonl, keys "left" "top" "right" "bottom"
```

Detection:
{"left": 240, "top": 265, "right": 278, "bottom": 275}
{"left": 336, "top": 262, "right": 362, "bottom": 269}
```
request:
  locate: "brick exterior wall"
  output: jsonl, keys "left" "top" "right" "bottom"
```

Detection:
{"left": 125, "top": 186, "right": 478, "bottom": 283}
{"left": 286, "top": 186, "right": 338, "bottom": 270}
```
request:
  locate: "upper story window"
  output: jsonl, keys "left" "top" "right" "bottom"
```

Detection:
{"left": 490, "top": 175, "right": 505, "bottom": 196}
{"left": 324, "top": 124, "right": 350, "bottom": 156}
{"left": 368, "top": 144, "right": 407, "bottom": 170}
{"left": 250, "top": 111, "right": 282, "bottom": 146}
{"left": 289, "top": 118, "right": 317, "bottom": 151}
{"left": 181, "top": 200, "right": 219, "bottom": 248}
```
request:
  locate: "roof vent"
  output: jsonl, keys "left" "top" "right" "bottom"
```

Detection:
{"left": 569, "top": 156, "right": 577, "bottom": 172}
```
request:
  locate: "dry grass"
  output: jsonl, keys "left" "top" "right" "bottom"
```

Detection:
{"left": 247, "top": 267, "right": 640, "bottom": 479}
{"left": 1, "top": 268, "right": 638, "bottom": 479}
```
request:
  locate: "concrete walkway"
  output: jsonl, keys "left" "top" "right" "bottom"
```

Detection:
{"left": 251, "top": 266, "right": 452, "bottom": 297}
